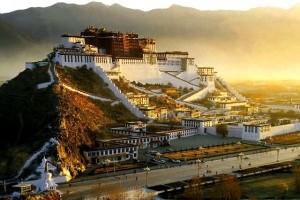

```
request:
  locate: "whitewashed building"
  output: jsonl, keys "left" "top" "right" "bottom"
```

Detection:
{"left": 242, "top": 123, "right": 271, "bottom": 141}
{"left": 83, "top": 141, "right": 138, "bottom": 164}
{"left": 156, "top": 127, "right": 198, "bottom": 140}
{"left": 112, "top": 134, "right": 170, "bottom": 149}
{"left": 181, "top": 118, "right": 213, "bottom": 134}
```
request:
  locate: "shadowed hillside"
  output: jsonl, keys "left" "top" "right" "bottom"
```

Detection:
{"left": 0, "top": 65, "right": 136, "bottom": 179}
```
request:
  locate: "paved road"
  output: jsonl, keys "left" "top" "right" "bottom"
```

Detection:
{"left": 58, "top": 146, "right": 300, "bottom": 199}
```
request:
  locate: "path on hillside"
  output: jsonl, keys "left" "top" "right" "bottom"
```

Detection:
{"left": 57, "top": 146, "right": 300, "bottom": 199}
{"left": 36, "top": 61, "right": 55, "bottom": 89}
{"left": 61, "top": 83, "right": 117, "bottom": 102}
{"left": 50, "top": 62, "right": 118, "bottom": 103}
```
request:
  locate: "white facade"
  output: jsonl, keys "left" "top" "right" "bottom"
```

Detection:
{"left": 220, "top": 101, "right": 247, "bottom": 110}
{"left": 83, "top": 143, "right": 138, "bottom": 164}
{"left": 241, "top": 123, "right": 300, "bottom": 141}
{"left": 208, "top": 92, "right": 237, "bottom": 104}
{"left": 183, "top": 87, "right": 209, "bottom": 102}
{"left": 294, "top": 104, "right": 300, "bottom": 110}
{"left": 181, "top": 118, "right": 212, "bottom": 134}
{"left": 125, "top": 121, "right": 147, "bottom": 132}
{"left": 157, "top": 127, "right": 198, "bottom": 140}
{"left": 197, "top": 67, "right": 215, "bottom": 89}
{"left": 55, "top": 51, "right": 113, "bottom": 71}
{"left": 54, "top": 35, "right": 202, "bottom": 92}
{"left": 113, "top": 134, "right": 170, "bottom": 149}
{"left": 242, "top": 123, "right": 271, "bottom": 141}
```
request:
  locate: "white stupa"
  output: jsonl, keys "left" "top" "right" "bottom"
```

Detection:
{"left": 35, "top": 157, "right": 58, "bottom": 192}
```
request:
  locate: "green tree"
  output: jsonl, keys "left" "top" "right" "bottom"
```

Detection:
{"left": 216, "top": 123, "right": 228, "bottom": 137}
{"left": 182, "top": 87, "right": 189, "bottom": 95}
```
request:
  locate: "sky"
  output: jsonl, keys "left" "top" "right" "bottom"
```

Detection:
{"left": 1, "top": 0, "right": 300, "bottom": 13}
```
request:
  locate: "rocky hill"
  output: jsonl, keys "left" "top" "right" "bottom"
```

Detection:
{"left": 0, "top": 64, "right": 137, "bottom": 179}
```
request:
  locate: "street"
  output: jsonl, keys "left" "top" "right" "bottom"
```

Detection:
{"left": 58, "top": 146, "right": 300, "bottom": 199}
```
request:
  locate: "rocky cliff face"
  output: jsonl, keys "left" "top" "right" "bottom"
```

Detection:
{"left": 54, "top": 84, "right": 113, "bottom": 177}
{"left": 0, "top": 65, "right": 136, "bottom": 179}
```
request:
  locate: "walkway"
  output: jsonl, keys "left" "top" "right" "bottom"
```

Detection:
{"left": 57, "top": 146, "right": 300, "bottom": 199}
{"left": 51, "top": 62, "right": 118, "bottom": 103}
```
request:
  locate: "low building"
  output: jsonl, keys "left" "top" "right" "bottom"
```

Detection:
{"left": 112, "top": 122, "right": 197, "bottom": 144}
{"left": 126, "top": 93, "right": 149, "bottom": 106}
{"left": 208, "top": 92, "right": 237, "bottom": 104}
{"left": 220, "top": 101, "right": 247, "bottom": 110}
{"left": 275, "top": 118, "right": 299, "bottom": 126}
{"left": 12, "top": 183, "right": 34, "bottom": 195}
{"left": 139, "top": 105, "right": 168, "bottom": 120}
{"left": 258, "top": 106, "right": 270, "bottom": 114}
{"left": 175, "top": 107, "right": 191, "bottom": 118}
{"left": 294, "top": 104, "right": 300, "bottom": 110}
{"left": 155, "top": 107, "right": 168, "bottom": 120}
{"left": 231, "top": 105, "right": 254, "bottom": 115}
{"left": 156, "top": 127, "right": 198, "bottom": 140}
{"left": 125, "top": 121, "right": 147, "bottom": 132}
{"left": 181, "top": 118, "right": 213, "bottom": 134}
{"left": 111, "top": 121, "right": 147, "bottom": 136}
{"left": 112, "top": 133, "right": 170, "bottom": 149}
{"left": 83, "top": 141, "right": 138, "bottom": 164}
{"left": 242, "top": 123, "right": 271, "bottom": 141}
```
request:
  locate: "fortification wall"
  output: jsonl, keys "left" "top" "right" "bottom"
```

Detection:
{"left": 228, "top": 126, "right": 243, "bottom": 138}
{"left": 161, "top": 72, "right": 199, "bottom": 90}
{"left": 206, "top": 127, "right": 217, "bottom": 135}
{"left": 92, "top": 66, "right": 146, "bottom": 119}
{"left": 119, "top": 63, "right": 199, "bottom": 90}
{"left": 119, "top": 63, "right": 162, "bottom": 84}
{"left": 270, "top": 123, "right": 300, "bottom": 136}
{"left": 55, "top": 53, "right": 112, "bottom": 70}
{"left": 184, "top": 88, "right": 208, "bottom": 102}
{"left": 176, "top": 64, "right": 198, "bottom": 83}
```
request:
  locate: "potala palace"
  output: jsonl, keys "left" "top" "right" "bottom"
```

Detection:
{"left": 52, "top": 26, "right": 247, "bottom": 103}
{"left": 27, "top": 26, "right": 300, "bottom": 143}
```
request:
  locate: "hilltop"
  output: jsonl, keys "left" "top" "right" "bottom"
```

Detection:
{"left": 0, "top": 63, "right": 137, "bottom": 179}
{"left": 1, "top": 2, "right": 300, "bottom": 80}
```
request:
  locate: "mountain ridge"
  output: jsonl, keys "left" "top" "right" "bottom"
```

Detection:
{"left": 1, "top": 2, "right": 300, "bottom": 80}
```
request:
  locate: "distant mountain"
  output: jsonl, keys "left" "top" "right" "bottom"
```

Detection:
{"left": 1, "top": 2, "right": 300, "bottom": 80}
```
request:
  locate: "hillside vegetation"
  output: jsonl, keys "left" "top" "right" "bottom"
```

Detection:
{"left": 0, "top": 65, "right": 136, "bottom": 178}
{"left": 0, "top": 66, "right": 58, "bottom": 178}
{"left": 56, "top": 65, "right": 115, "bottom": 99}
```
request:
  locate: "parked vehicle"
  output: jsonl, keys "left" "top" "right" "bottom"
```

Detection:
{"left": 158, "top": 160, "right": 166, "bottom": 164}
{"left": 147, "top": 150, "right": 158, "bottom": 155}
{"left": 171, "top": 159, "right": 180, "bottom": 163}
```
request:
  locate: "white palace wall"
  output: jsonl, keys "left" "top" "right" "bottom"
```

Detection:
{"left": 119, "top": 63, "right": 162, "bottom": 84}
{"left": 55, "top": 53, "right": 112, "bottom": 71}
{"left": 184, "top": 87, "right": 208, "bottom": 102}
{"left": 270, "top": 123, "right": 300, "bottom": 136}
{"left": 242, "top": 122, "right": 300, "bottom": 141}
{"left": 119, "top": 63, "right": 200, "bottom": 90}
{"left": 91, "top": 66, "right": 146, "bottom": 119}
